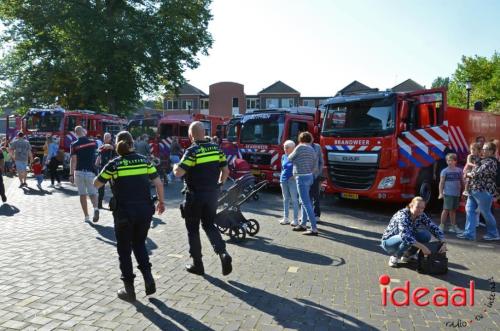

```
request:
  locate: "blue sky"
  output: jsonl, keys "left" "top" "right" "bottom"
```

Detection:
{"left": 184, "top": 0, "right": 499, "bottom": 96}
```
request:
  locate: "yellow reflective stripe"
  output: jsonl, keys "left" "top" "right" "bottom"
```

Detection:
{"left": 181, "top": 158, "right": 195, "bottom": 167}
{"left": 100, "top": 172, "right": 112, "bottom": 179}
{"left": 196, "top": 151, "right": 219, "bottom": 158}
{"left": 117, "top": 168, "right": 149, "bottom": 177}
{"left": 196, "top": 155, "right": 219, "bottom": 164}
{"left": 147, "top": 166, "right": 157, "bottom": 174}
{"left": 219, "top": 152, "right": 227, "bottom": 162}
{"left": 118, "top": 164, "right": 149, "bottom": 169}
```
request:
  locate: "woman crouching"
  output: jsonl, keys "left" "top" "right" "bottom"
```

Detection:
{"left": 381, "top": 197, "right": 446, "bottom": 267}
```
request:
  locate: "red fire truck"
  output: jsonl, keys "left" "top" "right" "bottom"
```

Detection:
{"left": 157, "top": 114, "right": 228, "bottom": 157}
{"left": 5, "top": 114, "right": 22, "bottom": 140}
{"left": 320, "top": 88, "right": 500, "bottom": 204}
{"left": 237, "top": 107, "right": 321, "bottom": 185}
{"left": 22, "top": 107, "right": 127, "bottom": 160}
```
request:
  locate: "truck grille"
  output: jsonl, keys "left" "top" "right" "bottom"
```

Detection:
{"left": 28, "top": 136, "right": 46, "bottom": 154}
{"left": 242, "top": 153, "right": 272, "bottom": 166}
{"left": 328, "top": 161, "right": 378, "bottom": 190}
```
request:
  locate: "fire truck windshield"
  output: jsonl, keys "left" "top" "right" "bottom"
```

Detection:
{"left": 26, "top": 112, "right": 63, "bottom": 132}
{"left": 240, "top": 115, "right": 284, "bottom": 145}
{"left": 322, "top": 96, "right": 396, "bottom": 137}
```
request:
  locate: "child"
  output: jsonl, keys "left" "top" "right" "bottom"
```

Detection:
{"left": 32, "top": 157, "right": 44, "bottom": 190}
{"left": 438, "top": 153, "right": 463, "bottom": 233}
{"left": 462, "top": 142, "right": 481, "bottom": 196}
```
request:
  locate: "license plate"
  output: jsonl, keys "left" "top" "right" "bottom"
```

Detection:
{"left": 341, "top": 193, "right": 359, "bottom": 200}
{"left": 251, "top": 169, "right": 261, "bottom": 176}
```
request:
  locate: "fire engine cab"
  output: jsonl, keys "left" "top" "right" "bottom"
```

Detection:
{"left": 321, "top": 88, "right": 500, "bottom": 204}
{"left": 22, "top": 107, "right": 127, "bottom": 160}
{"left": 237, "top": 107, "right": 321, "bottom": 185}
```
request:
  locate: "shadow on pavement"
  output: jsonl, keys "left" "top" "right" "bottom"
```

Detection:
{"left": 88, "top": 222, "right": 158, "bottom": 255}
{"left": 318, "top": 227, "right": 386, "bottom": 256}
{"left": 398, "top": 260, "right": 493, "bottom": 291}
{"left": 132, "top": 298, "right": 215, "bottom": 331}
{"left": 204, "top": 276, "right": 377, "bottom": 330}
{"left": 238, "top": 236, "right": 340, "bottom": 266}
{"left": 0, "top": 203, "right": 20, "bottom": 216}
{"left": 321, "top": 222, "right": 381, "bottom": 239}
{"left": 21, "top": 186, "right": 52, "bottom": 196}
{"left": 151, "top": 217, "right": 165, "bottom": 229}
{"left": 50, "top": 185, "right": 79, "bottom": 196}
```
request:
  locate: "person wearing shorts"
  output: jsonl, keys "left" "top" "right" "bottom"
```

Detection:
{"left": 9, "top": 132, "right": 32, "bottom": 188}
{"left": 438, "top": 153, "right": 463, "bottom": 233}
{"left": 70, "top": 126, "right": 99, "bottom": 223}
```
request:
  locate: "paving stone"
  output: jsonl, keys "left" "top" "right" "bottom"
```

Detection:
{"left": 0, "top": 177, "right": 499, "bottom": 330}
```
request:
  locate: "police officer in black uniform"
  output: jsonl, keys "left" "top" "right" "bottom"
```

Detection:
{"left": 173, "top": 121, "right": 232, "bottom": 276}
{"left": 94, "top": 131, "right": 165, "bottom": 302}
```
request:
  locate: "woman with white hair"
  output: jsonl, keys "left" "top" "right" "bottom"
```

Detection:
{"left": 279, "top": 140, "right": 299, "bottom": 225}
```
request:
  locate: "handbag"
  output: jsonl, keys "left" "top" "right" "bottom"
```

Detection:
{"left": 417, "top": 241, "right": 448, "bottom": 274}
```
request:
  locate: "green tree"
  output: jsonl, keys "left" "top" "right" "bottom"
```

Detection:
{"left": 0, "top": 0, "right": 213, "bottom": 116}
{"left": 445, "top": 53, "right": 499, "bottom": 112}
{"left": 431, "top": 76, "right": 449, "bottom": 88}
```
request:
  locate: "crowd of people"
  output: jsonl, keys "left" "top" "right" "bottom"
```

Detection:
{"left": 0, "top": 125, "right": 498, "bottom": 298}
{"left": 380, "top": 136, "right": 499, "bottom": 268}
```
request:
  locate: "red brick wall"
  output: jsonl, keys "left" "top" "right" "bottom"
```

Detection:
{"left": 209, "top": 82, "right": 246, "bottom": 116}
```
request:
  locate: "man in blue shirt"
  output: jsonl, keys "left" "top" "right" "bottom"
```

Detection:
{"left": 69, "top": 126, "right": 99, "bottom": 223}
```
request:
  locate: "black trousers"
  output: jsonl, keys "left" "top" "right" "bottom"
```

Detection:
{"left": 98, "top": 185, "right": 105, "bottom": 205}
{"left": 48, "top": 158, "right": 61, "bottom": 185}
{"left": 0, "top": 172, "right": 5, "bottom": 198}
{"left": 309, "top": 176, "right": 321, "bottom": 217}
{"left": 113, "top": 204, "right": 154, "bottom": 282}
{"left": 183, "top": 191, "right": 226, "bottom": 260}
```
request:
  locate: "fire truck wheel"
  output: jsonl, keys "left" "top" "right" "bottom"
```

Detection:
{"left": 416, "top": 174, "right": 433, "bottom": 205}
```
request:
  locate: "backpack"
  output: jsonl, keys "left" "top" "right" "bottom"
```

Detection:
{"left": 417, "top": 241, "right": 448, "bottom": 275}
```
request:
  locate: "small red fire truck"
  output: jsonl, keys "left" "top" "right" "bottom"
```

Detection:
{"left": 237, "top": 107, "right": 322, "bottom": 185}
{"left": 320, "top": 88, "right": 500, "bottom": 204}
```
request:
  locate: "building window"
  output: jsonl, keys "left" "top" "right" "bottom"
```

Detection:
{"left": 201, "top": 99, "right": 209, "bottom": 109}
{"left": 232, "top": 98, "right": 239, "bottom": 108}
{"left": 182, "top": 100, "right": 193, "bottom": 110}
{"left": 281, "top": 98, "right": 294, "bottom": 108}
{"left": 246, "top": 98, "right": 258, "bottom": 109}
{"left": 303, "top": 99, "right": 315, "bottom": 107}
{"left": 266, "top": 98, "right": 279, "bottom": 108}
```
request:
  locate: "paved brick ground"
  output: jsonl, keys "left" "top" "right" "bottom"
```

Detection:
{"left": 0, "top": 174, "right": 499, "bottom": 330}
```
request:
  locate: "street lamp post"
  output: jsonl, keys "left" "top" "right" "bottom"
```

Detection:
{"left": 465, "top": 81, "right": 472, "bottom": 109}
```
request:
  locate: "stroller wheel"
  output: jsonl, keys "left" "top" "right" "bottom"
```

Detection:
{"left": 216, "top": 225, "right": 229, "bottom": 234}
{"left": 229, "top": 225, "right": 246, "bottom": 242}
{"left": 245, "top": 219, "right": 260, "bottom": 236}
{"left": 252, "top": 193, "right": 259, "bottom": 201}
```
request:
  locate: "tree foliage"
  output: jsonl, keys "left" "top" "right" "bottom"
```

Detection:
{"left": 0, "top": 0, "right": 213, "bottom": 116}
{"left": 431, "top": 76, "right": 449, "bottom": 89}
{"left": 438, "top": 53, "right": 499, "bottom": 112}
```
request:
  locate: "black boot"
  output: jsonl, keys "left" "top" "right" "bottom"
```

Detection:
{"left": 219, "top": 252, "right": 232, "bottom": 276}
{"left": 185, "top": 258, "right": 204, "bottom": 275}
{"left": 141, "top": 270, "right": 156, "bottom": 295}
{"left": 98, "top": 199, "right": 103, "bottom": 209}
{"left": 117, "top": 281, "right": 136, "bottom": 302}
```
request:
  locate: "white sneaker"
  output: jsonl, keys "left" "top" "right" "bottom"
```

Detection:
{"left": 48, "top": 184, "right": 55, "bottom": 188}
{"left": 290, "top": 221, "right": 298, "bottom": 227}
{"left": 449, "top": 225, "right": 463, "bottom": 234}
{"left": 483, "top": 235, "right": 500, "bottom": 241}
{"left": 388, "top": 256, "right": 398, "bottom": 267}
{"left": 279, "top": 219, "right": 290, "bottom": 225}
{"left": 84, "top": 215, "right": 91, "bottom": 222}
{"left": 55, "top": 183, "right": 62, "bottom": 188}
{"left": 400, "top": 254, "right": 417, "bottom": 263}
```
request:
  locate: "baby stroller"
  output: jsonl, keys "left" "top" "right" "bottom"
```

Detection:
{"left": 215, "top": 174, "right": 268, "bottom": 242}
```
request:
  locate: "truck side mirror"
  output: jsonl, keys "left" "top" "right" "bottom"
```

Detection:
{"left": 398, "top": 101, "right": 409, "bottom": 132}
